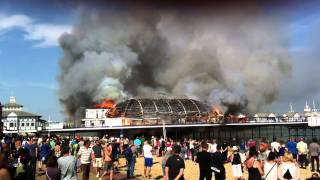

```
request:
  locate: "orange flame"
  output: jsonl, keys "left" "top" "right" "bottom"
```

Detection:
{"left": 212, "top": 105, "right": 224, "bottom": 116}
{"left": 107, "top": 107, "right": 119, "bottom": 117}
{"left": 94, "top": 99, "right": 115, "bottom": 109}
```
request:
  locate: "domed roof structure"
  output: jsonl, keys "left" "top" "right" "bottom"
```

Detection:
{"left": 108, "top": 96, "right": 210, "bottom": 123}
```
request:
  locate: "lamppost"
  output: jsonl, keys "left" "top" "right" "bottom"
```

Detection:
{"left": 162, "top": 119, "right": 167, "bottom": 141}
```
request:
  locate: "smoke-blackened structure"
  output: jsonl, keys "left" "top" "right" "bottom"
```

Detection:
{"left": 58, "top": 3, "right": 291, "bottom": 119}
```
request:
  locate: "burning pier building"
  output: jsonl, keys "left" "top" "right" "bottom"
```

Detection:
{"left": 81, "top": 96, "right": 214, "bottom": 127}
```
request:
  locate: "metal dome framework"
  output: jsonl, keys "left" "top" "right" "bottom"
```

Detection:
{"left": 112, "top": 97, "right": 210, "bottom": 123}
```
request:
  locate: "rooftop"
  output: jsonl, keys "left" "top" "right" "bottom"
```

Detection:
{"left": 2, "top": 96, "right": 23, "bottom": 109}
{"left": 2, "top": 110, "right": 41, "bottom": 117}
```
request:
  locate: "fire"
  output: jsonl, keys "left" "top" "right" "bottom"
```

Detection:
{"left": 94, "top": 99, "right": 115, "bottom": 109}
{"left": 212, "top": 105, "right": 224, "bottom": 116}
{"left": 208, "top": 105, "right": 224, "bottom": 123}
{"left": 227, "top": 113, "right": 248, "bottom": 123}
{"left": 107, "top": 107, "right": 119, "bottom": 118}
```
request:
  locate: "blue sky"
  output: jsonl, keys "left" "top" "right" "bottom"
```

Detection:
{"left": 0, "top": 1, "right": 73, "bottom": 121}
{"left": 1, "top": 1, "right": 320, "bottom": 121}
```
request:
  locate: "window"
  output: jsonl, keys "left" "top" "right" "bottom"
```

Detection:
{"left": 26, "top": 123, "right": 30, "bottom": 126}
{"left": 21, "top": 123, "right": 24, "bottom": 127}
{"left": 9, "top": 123, "right": 13, "bottom": 127}
{"left": 31, "top": 123, "right": 34, "bottom": 127}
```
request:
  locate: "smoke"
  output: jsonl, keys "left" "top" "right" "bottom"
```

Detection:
{"left": 58, "top": 4, "right": 292, "bottom": 118}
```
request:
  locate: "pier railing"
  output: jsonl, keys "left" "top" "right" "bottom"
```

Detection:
{"left": 62, "top": 116, "right": 308, "bottom": 129}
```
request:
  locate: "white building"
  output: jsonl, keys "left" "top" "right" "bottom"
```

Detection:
{"left": 282, "top": 103, "right": 303, "bottom": 122}
{"left": 44, "top": 121, "right": 64, "bottom": 130}
{"left": 305, "top": 101, "right": 320, "bottom": 126}
{"left": 1, "top": 96, "right": 45, "bottom": 133}
{"left": 81, "top": 108, "right": 126, "bottom": 127}
{"left": 253, "top": 112, "right": 278, "bottom": 122}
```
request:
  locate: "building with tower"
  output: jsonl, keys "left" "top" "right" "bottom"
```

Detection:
{"left": 1, "top": 96, "right": 45, "bottom": 133}
{"left": 305, "top": 101, "right": 320, "bottom": 126}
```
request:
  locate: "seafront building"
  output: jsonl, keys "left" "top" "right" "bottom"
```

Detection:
{"left": 1, "top": 96, "right": 46, "bottom": 133}
{"left": 81, "top": 108, "right": 124, "bottom": 127}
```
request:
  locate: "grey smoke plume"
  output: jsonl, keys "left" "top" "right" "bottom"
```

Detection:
{"left": 58, "top": 6, "right": 291, "bottom": 117}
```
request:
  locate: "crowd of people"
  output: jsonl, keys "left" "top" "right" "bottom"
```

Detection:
{"left": 0, "top": 134, "right": 320, "bottom": 180}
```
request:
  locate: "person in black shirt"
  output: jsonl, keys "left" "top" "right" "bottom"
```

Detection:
{"left": 92, "top": 140, "right": 103, "bottom": 178}
{"left": 222, "top": 140, "right": 228, "bottom": 162}
{"left": 165, "top": 144, "right": 185, "bottom": 180}
{"left": 196, "top": 141, "right": 212, "bottom": 180}
{"left": 112, "top": 140, "right": 120, "bottom": 172}
{"left": 212, "top": 144, "right": 226, "bottom": 180}
{"left": 29, "top": 138, "right": 38, "bottom": 180}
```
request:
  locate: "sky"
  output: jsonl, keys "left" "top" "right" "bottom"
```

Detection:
{"left": 0, "top": 1, "right": 320, "bottom": 121}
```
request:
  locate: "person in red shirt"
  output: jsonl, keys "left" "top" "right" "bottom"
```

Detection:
{"left": 156, "top": 139, "right": 160, "bottom": 157}
{"left": 247, "top": 139, "right": 256, "bottom": 149}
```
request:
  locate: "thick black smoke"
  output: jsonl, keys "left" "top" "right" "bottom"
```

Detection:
{"left": 58, "top": 4, "right": 291, "bottom": 118}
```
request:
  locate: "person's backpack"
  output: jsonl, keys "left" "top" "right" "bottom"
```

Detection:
{"left": 283, "top": 169, "right": 293, "bottom": 179}
{"left": 124, "top": 147, "right": 133, "bottom": 161}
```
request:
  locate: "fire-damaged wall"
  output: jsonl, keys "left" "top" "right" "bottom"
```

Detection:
{"left": 57, "top": 2, "right": 292, "bottom": 122}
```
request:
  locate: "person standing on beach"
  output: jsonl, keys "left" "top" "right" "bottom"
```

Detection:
{"left": 165, "top": 145, "right": 185, "bottom": 180}
{"left": 125, "top": 143, "right": 137, "bottom": 179}
{"left": 58, "top": 146, "right": 77, "bottom": 180}
{"left": 162, "top": 147, "right": 173, "bottom": 178}
{"left": 100, "top": 143, "right": 113, "bottom": 180}
{"left": 271, "top": 137, "right": 280, "bottom": 156}
{"left": 92, "top": 140, "right": 104, "bottom": 178}
{"left": 245, "top": 148, "right": 264, "bottom": 180}
{"left": 134, "top": 137, "right": 141, "bottom": 155}
{"left": 297, "top": 137, "right": 308, "bottom": 169}
{"left": 39, "top": 138, "right": 50, "bottom": 171}
{"left": 196, "top": 141, "right": 212, "bottom": 180}
{"left": 230, "top": 146, "right": 243, "bottom": 180}
{"left": 143, "top": 140, "right": 153, "bottom": 179}
{"left": 77, "top": 140, "right": 93, "bottom": 180}
{"left": 309, "top": 137, "right": 320, "bottom": 172}
{"left": 212, "top": 144, "right": 226, "bottom": 180}
{"left": 287, "top": 138, "right": 297, "bottom": 160}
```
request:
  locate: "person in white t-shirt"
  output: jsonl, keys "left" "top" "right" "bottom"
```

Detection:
{"left": 143, "top": 140, "right": 153, "bottom": 179}
{"left": 209, "top": 139, "right": 217, "bottom": 153}
{"left": 271, "top": 137, "right": 281, "bottom": 155}
{"left": 263, "top": 152, "right": 278, "bottom": 180}
{"left": 278, "top": 152, "right": 300, "bottom": 180}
